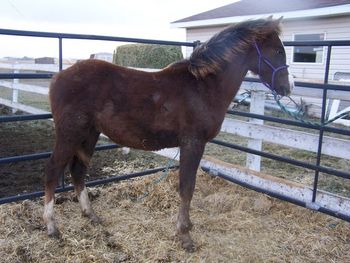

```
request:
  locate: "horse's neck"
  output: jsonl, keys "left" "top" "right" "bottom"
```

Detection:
{"left": 215, "top": 58, "right": 249, "bottom": 109}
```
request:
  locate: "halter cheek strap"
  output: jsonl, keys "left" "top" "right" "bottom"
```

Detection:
{"left": 254, "top": 41, "right": 289, "bottom": 92}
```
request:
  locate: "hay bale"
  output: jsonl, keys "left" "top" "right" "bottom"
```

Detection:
{"left": 113, "top": 44, "right": 183, "bottom": 69}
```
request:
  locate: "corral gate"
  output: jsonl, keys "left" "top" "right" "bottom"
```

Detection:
{"left": 0, "top": 28, "right": 349, "bottom": 222}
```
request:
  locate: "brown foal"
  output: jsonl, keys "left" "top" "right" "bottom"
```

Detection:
{"left": 43, "top": 18, "right": 292, "bottom": 252}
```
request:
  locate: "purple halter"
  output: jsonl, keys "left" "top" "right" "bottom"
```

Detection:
{"left": 254, "top": 41, "right": 289, "bottom": 92}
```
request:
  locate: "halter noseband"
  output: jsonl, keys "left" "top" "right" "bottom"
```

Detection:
{"left": 254, "top": 41, "right": 289, "bottom": 93}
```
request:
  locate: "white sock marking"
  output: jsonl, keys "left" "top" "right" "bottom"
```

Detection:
{"left": 122, "top": 147, "right": 130, "bottom": 155}
{"left": 43, "top": 199, "right": 56, "bottom": 234}
{"left": 78, "top": 187, "right": 92, "bottom": 215}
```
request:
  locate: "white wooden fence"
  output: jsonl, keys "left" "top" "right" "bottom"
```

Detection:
{"left": 1, "top": 62, "right": 350, "bottom": 219}
{"left": 0, "top": 62, "right": 66, "bottom": 114}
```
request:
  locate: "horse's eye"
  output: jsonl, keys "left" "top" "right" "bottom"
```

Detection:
{"left": 276, "top": 49, "right": 284, "bottom": 55}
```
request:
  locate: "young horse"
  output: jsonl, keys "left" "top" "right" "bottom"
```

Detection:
{"left": 43, "top": 18, "right": 292, "bottom": 252}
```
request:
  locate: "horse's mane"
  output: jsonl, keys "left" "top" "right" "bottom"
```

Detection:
{"left": 188, "top": 18, "right": 282, "bottom": 79}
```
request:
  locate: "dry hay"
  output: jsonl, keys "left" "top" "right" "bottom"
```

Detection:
{"left": 0, "top": 170, "right": 349, "bottom": 263}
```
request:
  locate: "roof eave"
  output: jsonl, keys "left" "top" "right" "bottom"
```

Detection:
{"left": 171, "top": 4, "right": 350, "bottom": 28}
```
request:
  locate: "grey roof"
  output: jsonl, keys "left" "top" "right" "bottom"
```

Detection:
{"left": 173, "top": 0, "right": 350, "bottom": 23}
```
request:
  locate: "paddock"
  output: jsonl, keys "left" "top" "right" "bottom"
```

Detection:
{"left": 0, "top": 27, "right": 350, "bottom": 261}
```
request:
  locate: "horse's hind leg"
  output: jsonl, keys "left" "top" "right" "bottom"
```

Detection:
{"left": 43, "top": 121, "right": 99, "bottom": 236}
{"left": 69, "top": 129, "right": 100, "bottom": 223}
{"left": 43, "top": 141, "right": 75, "bottom": 237}
{"left": 177, "top": 138, "right": 205, "bottom": 252}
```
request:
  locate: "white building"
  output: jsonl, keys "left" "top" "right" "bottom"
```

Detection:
{"left": 172, "top": 0, "right": 350, "bottom": 82}
{"left": 89, "top": 52, "right": 113, "bottom": 63}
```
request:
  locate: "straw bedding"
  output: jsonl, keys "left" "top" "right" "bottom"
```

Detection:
{"left": 0, "top": 169, "right": 349, "bottom": 262}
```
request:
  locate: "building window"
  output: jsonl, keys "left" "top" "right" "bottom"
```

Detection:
{"left": 293, "top": 33, "right": 325, "bottom": 63}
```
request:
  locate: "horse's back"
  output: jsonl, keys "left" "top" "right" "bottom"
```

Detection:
{"left": 51, "top": 60, "right": 113, "bottom": 99}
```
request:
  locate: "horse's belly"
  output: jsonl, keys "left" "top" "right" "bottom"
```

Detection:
{"left": 95, "top": 103, "right": 180, "bottom": 150}
{"left": 101, "top": 125, "right": 179, "bottom": 151}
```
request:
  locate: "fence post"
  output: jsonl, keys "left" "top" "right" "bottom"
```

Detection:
{"left": 11, "top": 69, "right": 19, "bottom": 113}
{"left": 246, "top": 88, "right": 265, "bottom": 171}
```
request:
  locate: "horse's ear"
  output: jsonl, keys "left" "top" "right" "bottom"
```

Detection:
{"left": 276, "top": 16, "right": 283, "bottom": 24}
{"left": 267, "top": 15, "right": 273, "bottom": 20}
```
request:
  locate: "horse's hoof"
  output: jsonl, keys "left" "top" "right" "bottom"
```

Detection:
{"left": 48, "top": 228, "right": 61, "bottom": 239}
{"left": 178, "top": 233, "right": 196, "bottom": 253}
{"left": 46, "top": 221, "right": 61, "bottom": 238}
{"left": 182, "top": 240, "right": 196, "bottom": 253}
{"left": 89, "top": 213, "right": 102, "bottom": 224}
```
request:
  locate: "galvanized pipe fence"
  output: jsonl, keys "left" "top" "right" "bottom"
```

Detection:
{"left": 0, "top": 28, "right": 349, "bottom": 222}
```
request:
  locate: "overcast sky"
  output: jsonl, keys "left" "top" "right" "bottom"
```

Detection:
{"left": 0, "top": 0, "right": 236, "bottom": 59}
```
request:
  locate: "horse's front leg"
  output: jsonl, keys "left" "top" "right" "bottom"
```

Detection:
{"left": 177, "top": 138, "right": 205, "bottom": 252}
